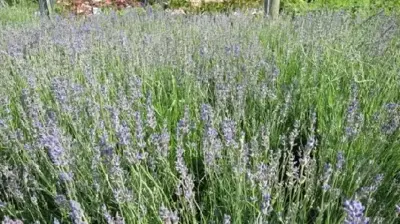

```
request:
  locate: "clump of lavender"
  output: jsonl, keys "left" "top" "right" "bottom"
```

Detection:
{"left": 215, "top": 83, "right": 230, "bottom": 111}
{"left": 146, "top": 93, "right": 157, "bottom": 130}
{"left": 101, "top": 204, "right": 125, "bottom": 224}
{"left": 134, "top": 111, "right": 146, "bottom": 150}
{"left": 150, "top": 121, "right": 170, "bottom": 158}
{"left": 343, "top": 200, "right": 369, "bottom": 224}
{"left": 336, "top": 151, "right": 345, "bottom": 171}
{"left": 156, "top": 121, "right": 170, "bottom": 159}
{"left": 200, "top": 106, "right": 219, "bottom": 168}
{"left": 51, "top": 78, "right": 69, "bottom": 110}
{"left": 0, "top": 164, "right": 24, "bottom": 201}
{"left": 395, "top": 204, "right": 400, "bottom": 216}
{"left": 223, "top": 214, "right": 231, "bottom": 224}
{"left": 202, "top": 124, "right": 222, "bottom": 171}
{"left": 321, "top": 163, "right": 333, "bottom": 192}
{"left": 175, "top": 142, "right": 195, "bottom": 211}
{"left": 102, "top": 204, "right": 113, "bottom": 223}
{"left": 177, "top": 106, "right": 190, "bottom": 139}
{"left": 54, "top": 194, "right": 67, "bottom": 208}
{"left": 0, "top": 200, "right": 6, "bottom": 208}
{"left": 200, "top": 104, "right": 214, "bottom": 124}
{"left": 159, "top": 205, "right": 179, "bottom": 224}
{"left": 98, "top": 131, "right": 113, "bottom": 165}
{"left": 303, "top": 111, "right": 318, "bottom": 160}
{"left": 380, "top": 103, "right": 400, "bottom": 135}
{"left": 113, "top": 214, "right": 125, "bottom": 224}
{"left": 113, "top": 187, "right": 134, "bottom": 204}
{"left": 59, "top": 171, "right": 74, "bottom": 183}
{"left": 260, "top": 193, "right": 272, "bottom": 216}
{"left": 116, "top": 120, "right": 131, "bottom": 146}
{"left": 233, "top": 83, "right": 246, "bottom": 117}
{"left": 69, "top": 200, "right": 88, "bottom": 224}
{"left": 279, "top": 90, "right": 292, "bottom": 124}
{"left": 127, "top": 76, "right": 143, "bottom": 106}
{"left": 1, "top": 216, "right": 23, "bottom": 224}
{"left": 254, "top": 163, "right": 273, "bottom": 216}
{"left": 109, "top": 155, "right": 125, "bottom": 182}
{"left": 108, "top": 106, "right": 120, "bottom": 132}
{"left": 344, "top": 84, "right": 364, "bottom": 141}
{"left": 39, "top": 124, "right": 68, "bottom": 167}
{"left": 220, "top": 119, "right": 238, "bottom": 148}
{"left": 19, "top": 88, "right": 44, "bottom": 137}
{"left": 357, "top": 174, "right": 384, "bottom": 202}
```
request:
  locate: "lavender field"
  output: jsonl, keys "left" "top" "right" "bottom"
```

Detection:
{"left": 0, "top": 8, "right": 400, "bottom": 224}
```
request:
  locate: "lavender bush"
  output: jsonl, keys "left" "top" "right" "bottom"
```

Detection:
{"left": 0, "top": 8, "right": 400, "bottom": 223}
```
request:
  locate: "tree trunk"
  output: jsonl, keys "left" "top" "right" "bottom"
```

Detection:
{"left": 39, "top": 0, "right": 55, "bottom": 17}
{"left": 264, "top": 0, "right": 280, "bottom": 19}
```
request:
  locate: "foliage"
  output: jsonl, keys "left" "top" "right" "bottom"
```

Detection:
{"left": 0, "top": 8, "right": 400, "bottom": 224}
{"left": 0, "top": 5, "right": 37, "bottom": 25}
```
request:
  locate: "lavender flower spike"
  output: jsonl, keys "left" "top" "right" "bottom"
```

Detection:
{"left": 1, "top": 216, "right": 23, "bottom": 224}
{"left": 159, "top": 205, "right": 179, "bottom": 224}
{"left": 343, "top": 200, "right": 369, "bottom": 224}
{"left": 223, "top": 214, "right": 231, "bottom": 224}
{"left": 396, "top": 204, "right": 400, "bottom": 215}
{"left": 69, "top": 200, "right": 88, "bottom": 224}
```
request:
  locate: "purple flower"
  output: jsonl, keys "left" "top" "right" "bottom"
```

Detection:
{"left": 233, "top": 44, "right": 240, "bottom": 57}
{"left": 51, "top": 77, "right": 69, "bottom": 106}
{"left": 223, "top": 214, "right": 231, "bottom": 224}
{"left": 261, "top": 193, "right": 272, "bottom": 215}
{"left": 114, "top": 213, "right": 125, "bottom": 224}
{"left": 158, "top": 121, "right": 170, "bottom": 158}
{"left": 54, "top": 194, "right": 67, "bottom": 207}
{"left": 146, "top": 93, "right": 157, "bottom": 130}
{"left": 344, "top": 84, "right": 363, "bottom": 141}
{"left": 385, "top": 103, "right": 399, "bottom": 111}
{"left": 200, "top": 104, "right": 214, "bottom": 124}
{"left": 343, "top": 200, "right": 369, "bottom": 224}
{"left": 395, "top": 204, "right": 400, "bottom": 215}
{"left": 1, "top": 216, "right": 23, "bottom": 224}
{"left": 99, "top": 133, "right": 114, "bottom": 164}
{"left": 221, "top": 119, "right": 237, "bottom": 148}
{"left": 59, "top": 172, "right": 74, "bottom": 183}
{"left": 113, "top": 187, "right": 134, "bottom": 204}
{"left": 359, "top": 174, "right": 384, "bottom": 197}
{"left": 177, "top": 106, "right": 190, "bottom": 138}
{"left": 102, "top": 204, "right": 117, "bottom": 224}
{"left": 108, "top": 107, "right": 120, "bottom": 132}
{"left": 175, "top": 143, "right": 195, "bottom": 207}
{"left": 336, "top": 151, "right": 345, "bottom": 170}
{"left": 199, "top": 46, "right": 207, "bottom": 57}
{"left": 215, "top": 83, "right": 230, "bottom": 106}
{"left": 0, "top": 200, "right": 6, "bottom": 208}
{"left": 116, "top": 120, "right": 131, "bottom": 146}
{"left": 159, "top": 205, "right": 179, "bottom": 224}
{"left": 69, "top": 200, "right": 88, "bottom": 224}
{"left": 127, "top": 76, "right": 143, "bottom": 103}
{"left": 109, "top": 155, "right": 124, "bottom": 182}
{"left": 380, "top": 103, "right": 399, "bottom": 135}
{"left": 202, "top": 124, "right": 222, "bottom": 170}
{"left": 20, "top": 88, "right": 43, "bottom": 134}
{"left": 134, "top": 112, "right": 146, "bottom": 149}
{"left": 40, "top": 131, "right": 67, "bottom": 167}
{"left": 321, "top": 163, "right": 333, "bottom": 192}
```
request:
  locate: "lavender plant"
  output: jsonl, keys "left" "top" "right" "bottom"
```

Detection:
{"left": 0, "top": 7, "right": 399, "bottom": 224}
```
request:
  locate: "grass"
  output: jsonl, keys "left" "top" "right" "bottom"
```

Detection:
{"left": 0, "top": 7, "right": 400, "bottom": 224}
{"left": 0, "top": 3, "right": 39, "bottom": 25}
